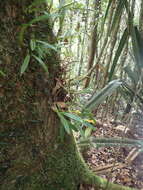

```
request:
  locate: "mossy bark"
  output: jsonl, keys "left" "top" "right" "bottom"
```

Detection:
{"left": 0, "top": 1, "right": 138, "bottom": 190}
{"left": 0, "top": 1, "right": 81, "bottom": 189}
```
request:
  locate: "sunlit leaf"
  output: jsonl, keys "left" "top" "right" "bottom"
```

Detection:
{"left": 70, "top": 110, "right": 81, "bottom": 115}
{"left": 84, "top": 128, "right": 92, "bottom": 138}
{"left": 84, "top": 119, "right": 96, "bottom": 125}
{"left": 84, "top": 80, "right": 122, "bottom": 111}
{"left": 83, "top": 121, "right": 95, "bottom": 130}
{"left": 62, "top": 112, "right": 95, "bottom": 129}
{"left": 68, "top": 123, "right": 78, "bottom": 132}
{"left": 36, "top": 40, "right": 58, "bottom": 52}
{"left": 62, "top": 112, "right": 83, "bottom": 122}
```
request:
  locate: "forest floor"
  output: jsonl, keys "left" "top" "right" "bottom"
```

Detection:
{"left": 79, "top": 114, "right": 143, "bottom": 190}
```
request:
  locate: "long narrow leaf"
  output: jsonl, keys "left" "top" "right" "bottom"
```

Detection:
{"left": 131, "top": 26, "right": 143, "bottom": 69}
{"left": 32, "top": 55, "right": 48, "bottom": 73}
{"left": 30, "top": 39, "right": 36, "bottom": 51}
{"left": 79, "top": 137, "right": 143, "bottom": 149}
{"left": 56, "top": 111, "right": 71, "bottom": 135}
{"left": 19, "top": 13, "right": 51, "bottom": 44}
{"left": 28, "top": 0, "right": 51, "bottom": 10}
{"left": 62, "top": 112, "right": 83, "bottom": 123}
{"left": 62, "top": 112, "right": 95, "bottom": 129}
{"left": 109, "top": 28, "right": 128, "bottom": 81}
{"left": 36, "top": 40, "right": 58, "bottom": 52}
{"left": 20, "top": 54, "right": 30, "bottom": 75}
{"left": 84, "top": 80, "right": 122, "bottom": 111}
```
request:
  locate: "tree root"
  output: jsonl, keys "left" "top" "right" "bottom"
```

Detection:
{"left": 77, "top": 146, "right": 137, "bottom": 190}
{"left": 82, "top": 170, "right": 137, "bottom": 190}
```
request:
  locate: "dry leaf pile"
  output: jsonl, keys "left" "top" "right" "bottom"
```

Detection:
{"left": 80, "top": 116, "right": 143, "bottom": 190}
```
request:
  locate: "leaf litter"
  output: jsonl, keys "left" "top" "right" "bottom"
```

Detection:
{"left": 79, "top": 114, "right": 143, "bottom": 190}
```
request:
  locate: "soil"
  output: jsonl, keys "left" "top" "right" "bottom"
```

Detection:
{"left": 79, "top": 115, "right": 143, "bottom": 190}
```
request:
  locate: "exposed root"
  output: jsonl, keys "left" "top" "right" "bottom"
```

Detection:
{"left": 77, "top": 144, "right": 137, "bottom": 190}
{"left": 80, "top": 163, "right": 137, "bottom": 190}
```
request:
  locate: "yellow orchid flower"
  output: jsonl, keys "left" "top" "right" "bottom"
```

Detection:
{"left": 84, "top": 119, "right": 96, "bottom": 125}
{"left": 70, "top": 110, "right": 81, "bottom": 115}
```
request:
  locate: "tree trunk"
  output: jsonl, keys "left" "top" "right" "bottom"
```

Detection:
{"left": 84, "top": 0, "right": 101, "bottom": 88}
{"left": 0, "top": 1, "right": 137, "bottom": 190}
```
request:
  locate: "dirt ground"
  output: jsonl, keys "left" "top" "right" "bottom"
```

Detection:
{"left": 79, "top": 116, "right": 143, "bottom": 190}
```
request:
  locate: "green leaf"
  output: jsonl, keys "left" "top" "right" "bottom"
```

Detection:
{"left": 68, "top": 123, "right": 79, "bottom": 132}
{"left": 84, "top": 80, "right": 122, "bottom": 111}
{"left": 131, "top": 27, "right": 141, "bottom": 67}
{"left": 20, "top": 54, "right": 30, "bottom": 75}
{"left": 56, "top": 111, "right": 71, "bottom": 135}
{"left": 83, "top": 121, "right": 95, "bottom": 130}
{"left": 62, "top": 112, "right": 83, "bottom": 122}
{"left": 19, "top": 13, "right": 51, "bottom": 45}
{"left": 84, "top": 128, "right": 92, "bottom": 138}
{"left": 32, "top": 55, "right": 48, "bottom": 73}
{"left": 62, "top": 112, "right": 95, "bottom": 130}
{"left": 79, "top": 137, "right": 143, "bottom": 149}
{"left": 0, "top": 70, "right": 6, "bottom": 77}
{"left": 131, "top": 26, "right": 143, "bottom": 69}
{"left": 28, "top": 0, "right": 51, "bottom": 11}
{"left": 36, "top": 46, "right": 45, "bottom": 58}
{"left": 30, "top": 39, "right": 36, "bottom": 51}
{"left": 78, "top": 125, "right": 85, "bottom": 138}
{"left": 36, "top": 40, "right": 58, "bottom": 52}
{"left": 109, "top": 28, "right": 128, "bottom": 81}
{"left": 29, "top": 13, "right": 50, "bottom": 25}
{"left": 90, "top": 137, "right": 142, "bottom": 148}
